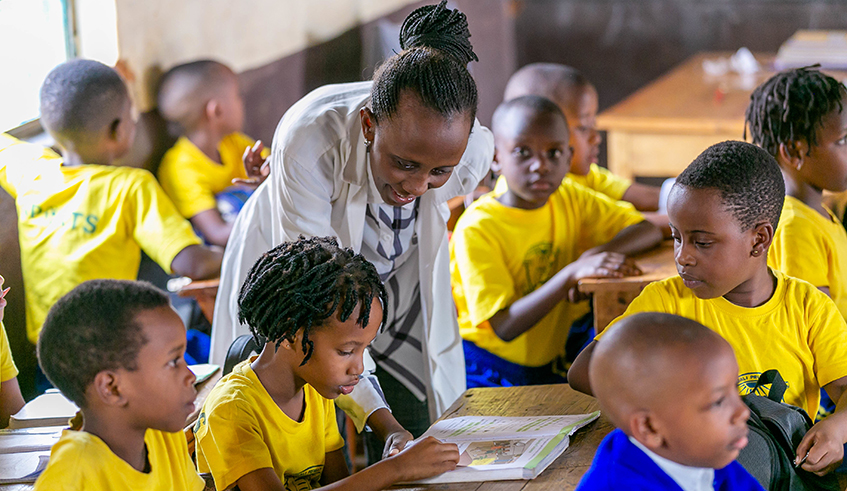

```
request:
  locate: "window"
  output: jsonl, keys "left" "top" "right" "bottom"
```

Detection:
{"left": 0, "top": 0, "right": 76, "bottom": 132}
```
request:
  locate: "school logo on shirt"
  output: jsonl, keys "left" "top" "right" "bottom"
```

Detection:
{"left": 285, "top": 465, "right": 323, "bottom": 491}
{"left": 21, "top": 203, "right": 99, "bottom": 234}
{"left": 521, "top": 242, "right": 560, "bottom": 294}
{"left": 737, "top": 372, "right": 787, "bottom": 402}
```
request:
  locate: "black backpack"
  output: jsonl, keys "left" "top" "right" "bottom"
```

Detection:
{"left": 736, "top": 370, "right": 840, "bottom": 491}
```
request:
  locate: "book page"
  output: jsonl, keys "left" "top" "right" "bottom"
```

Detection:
{"left": 422, "top": 412, "right": 598, "bottom": 441}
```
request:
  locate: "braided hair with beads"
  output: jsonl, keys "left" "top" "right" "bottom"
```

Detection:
{"left": 745, "top": 66, "right": 845, "bottom": 158}
{"left": 237, "top": 236, "right": 388, "bottom": 365}
{"left": 370, "top": 0, "right": 479, "bottom": 126}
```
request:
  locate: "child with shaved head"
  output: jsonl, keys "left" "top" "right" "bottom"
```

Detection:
{"left": 577, "top": 312, "right": 762, "bottom": 491}
{"left": 157, "top": 60, "right": 268, "bottom": 246}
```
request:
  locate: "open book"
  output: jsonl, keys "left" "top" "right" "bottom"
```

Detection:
{"left": 411, "top": 411, "right": 600, "bottom": 484}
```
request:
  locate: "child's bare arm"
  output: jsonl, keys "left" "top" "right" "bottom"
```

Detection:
{"left": 236, "top": 437, "right": 458, "bottom": 491}
{"left": 367, "top": 408, "right": 414, "bottom": 458}
{"left": 567, "top": 340, "right": 597, "bottom": 395}
{"left": 580, "top": 220, "right": 663, "bottom": 258}
{"left": 190, "top": 210, "right": 234, "bottom": 247}
{"left": 321, "top": 449, "right": 351, "bottom": 485}
{"left": 0, "top": 378, "right": 24, "bottom": 428}
{"left": 170, "top": 244, "right": 223, "bottom": 280}
{"left": 488, "top": 252, "right": 638, "bottom": 342}
{"left": 795, "top": 375, "right": 847, "bottom": 475}
{"left": 621, "top": 182, "right": 660, "bottom": 212}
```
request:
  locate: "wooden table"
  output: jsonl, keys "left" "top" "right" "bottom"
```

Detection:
{"left": 0, "top": 370, "right": 222, "bottom": 490}
{"left": 177, "top": 278, "right": 220, "bottom": 325}
{"left": 390, "top": 384, "right": 613, "bottom": 491}
{"left": 578, "top": 241, "right": 676, "bottom": 334}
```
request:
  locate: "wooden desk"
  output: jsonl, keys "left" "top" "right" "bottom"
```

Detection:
{"left": 177, "top": 278, "right": 220, "bottom": 325}
{"left": 578, "top": 241, "right": 676, "bottom": 334}
{"left": 390, "top": 384, "right": 612, "bottom": 491}
{"left": 598, "top": 52, "right": 847, "bottom": 181}
{"left": 0, "top": 370, "right": 222, "bottom": 490}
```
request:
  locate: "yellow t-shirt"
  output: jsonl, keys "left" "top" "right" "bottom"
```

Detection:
{"left": 769, "top": 196, "right": 847, "bottom": 320}
{"left": 195, "top": 358, "right": 345, "bottom": 491}
{"left": 0, "top": 322, "right": 18, "bottom": 383}
{"left": 492, "top": 164, "right": 633, "bottom": 203}
{"left": 0, "top": 151, "right": 202, "bottom": 343}
{"left": 34, "top": 428, "right": 204, "bottom": 491}
{"left": 601, "top": 271, "right": 847, "bottom": 416}
{"left": 158, "top": 133, "right": 268, "bottom": 219}
{"left": 451, "top": 179, "right": 645, "bottom": 366}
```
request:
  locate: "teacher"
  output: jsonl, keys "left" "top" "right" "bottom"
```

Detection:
{"left": 211, "top": 1, "right": 494, "bottom": 460}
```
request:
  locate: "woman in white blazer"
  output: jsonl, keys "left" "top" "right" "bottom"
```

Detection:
{"left": 211, "top": 1, "right": 494, "bottom": 461}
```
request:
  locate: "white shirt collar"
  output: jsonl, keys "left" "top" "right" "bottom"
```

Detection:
{"left": 629, "top": 436, "right": 715, "bottom": 491}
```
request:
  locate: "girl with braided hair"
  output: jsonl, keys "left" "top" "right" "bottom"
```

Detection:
{"left": 211, "top": 1, "right": 493, "bottom": 464}
{"left": 196, "top": 236, "right": 460, "bottom": 491}
{"left": 747, "top": 67, "right": 847, "bottom": 422}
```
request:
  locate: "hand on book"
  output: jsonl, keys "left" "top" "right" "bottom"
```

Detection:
{"left": 383, "top": 429, "right": 414, "bottom": 459}
{"left": 389, "top": 436, "right": 459, "bottom": 481}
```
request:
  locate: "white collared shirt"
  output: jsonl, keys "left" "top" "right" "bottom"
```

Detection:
{"left": 630, "top": 436, "right": 716, "bottom": 491}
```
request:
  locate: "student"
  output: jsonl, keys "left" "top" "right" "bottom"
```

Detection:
{"left": 0, "top": 60, "right": 222, "bottom": 350}
{"left": 450, "top": 96, "right": 662, "bottom": 388}
{"left": 502, "top": 63, "right": 664, "bottom": 212}
{"left": 157, "top": 60, "right": 269, "bottom": 246}
{"left": 577, "top": 312, "right": 762, "bottom": 490}
{"left": 569, "top": 141, "right": 847, "bottom": 475}
{"left": 34, "top": 279, "right": 203, "bottom": 490}
{"left": 211, "top": 1, "right": 493, "bottom": 462}
{"left": 0, "top": 274, "right": 24, "bottom": 428}
{"left": 746, "top": 68, "right": 847, "bottom": 318}
{"left": 195, "top": 237, "right": 459, "bottom": 491}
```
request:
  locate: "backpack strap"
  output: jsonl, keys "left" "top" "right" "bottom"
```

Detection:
{"left": 751, "top": 369, "right": 787, "bottom": 403}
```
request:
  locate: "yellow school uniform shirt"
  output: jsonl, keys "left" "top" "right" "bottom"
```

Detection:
{"left": 769, "top": 196, "right": 847, "bottom": 320}
{"left": 493, "top": 164, "right": 633, "bottom": 202}
{"left": 451, "top": 179, "right": 645, "bottom": 366}
{"left": 195, "top": 357, "right": 345, "bottom": 491}
{"left": 0, "top": 322, "right": 18, "bottom": 383}
{"left": 602, "top": 271, "right": 847, "bottom": 416}
{"left": 34, "top": 428, "right": 204, "bottom": 491}
{"left": 0, "top": 150, "right": 201, "bottom": 343}
{"left": 157, "top": 133, "right": 269, "bottom": 219}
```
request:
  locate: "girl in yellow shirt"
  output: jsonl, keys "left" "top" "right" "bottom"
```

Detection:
{"left": 195, "top": 237, "right": 459, "bottom": 491}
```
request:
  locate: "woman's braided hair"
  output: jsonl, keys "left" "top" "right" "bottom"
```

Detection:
{"left": 745, "top": 66, "right": 845, "bottom": 158}
{"left": 238, "top": 236, "right": 387, "bottom": 365}
{"left": 370, "top": 0, "right": 479, "bottom": 125}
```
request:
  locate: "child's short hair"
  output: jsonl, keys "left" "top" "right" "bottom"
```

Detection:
{"left": 491, "top": 95, "right": 567, "bottom": 137}
{"left": 157, "top": 59, "right": 235, "bottom": 130}
{"left": 40, "top": 59, "right": 129, "bottom": 145}
{"left": 503, "top": 62, "right": 591, "bottom": 103}
{"left": 37, "top": 279, "right": 170, "bottom": 407}
{"left": 676, "top": 140, "right": 785, "bottom": 230}
{"left": 745, "top": 67, "right": 845, "bottom": 158}
{"left": 238, "top": 236, "right": 388, "bottom": 364}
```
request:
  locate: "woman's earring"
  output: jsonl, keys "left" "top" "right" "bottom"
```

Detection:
{"left": 364, "top": 139, "right": 372, "bottom": 150}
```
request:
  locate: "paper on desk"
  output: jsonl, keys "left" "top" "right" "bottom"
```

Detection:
{"left": 189, "top": 364, "right": 220, "bottom": 385}
{"left": 0, "top": 426, "right": 64, "bottom": 454}
{"left": 0, "top": 453, "right": 49, "bottom": 484}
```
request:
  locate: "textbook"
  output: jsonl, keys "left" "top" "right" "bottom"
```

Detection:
{"left": 411, "top": 411, "right": 600, "bottom": 484}
{"left": 775, "top": 30, "right": 847, "bottom": 70}
{"left": 0, "top": 427, "right": 59, "bottom": 484}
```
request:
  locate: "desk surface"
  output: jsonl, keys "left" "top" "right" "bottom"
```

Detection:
{"left": 391, "top": 384, "right": 612, "bottom": 491}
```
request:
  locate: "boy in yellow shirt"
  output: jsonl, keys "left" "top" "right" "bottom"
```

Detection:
{"left": 450, "top": 96, "right": 662, "bottom": 388}
{"left": 157, "top": 60, "right": 269, "bottom": 246}
{"left": 503, "top": 63, "right": 665, "bottom": 212}
{"left": 35, "top": 279, "right": 204, "bottom": 490}
{"left": 569, "top": 140, "right": 847, "bottom": 475}
{"left": 0, "top": 60, "right": 222, "bottom": 353}
{"left": 195, "top": 236, "right": 459, "bottom": 491}
{"left": 0, "top": 274, "right": 24, "bottom": 428}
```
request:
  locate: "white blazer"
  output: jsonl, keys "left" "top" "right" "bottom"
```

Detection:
{"left": 211, "top": 81, "right": 494, "bottom": 424}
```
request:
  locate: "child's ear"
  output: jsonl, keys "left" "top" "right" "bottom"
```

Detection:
{"left": 205, "top": 99, "right": 221, "bottom": 122}
{"left": 750, "top": 221, "right": 774, "bottom": 258}
{"left": 359, "top": 108, "right": 376, "bottom": 144}
{"left": 778, "top": 140, "right": 808, "bottom": 171}
{"left": 91, "top": 371, "right": 126, "bottom": 407}
{"left": 491, "top": 147, "right": 502, "bottom": 173}
{"left": 630, "top": 410, "right": 665, "bottom": 450}
{"left": 108, "top": 118, "right": 121, "bottom": 142}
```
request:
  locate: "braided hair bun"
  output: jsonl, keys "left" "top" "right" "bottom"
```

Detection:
{"left": 370, "top": 1, "right": 479, "bottom": 125}
{"left": 399, "top": 0, "right": 478, "bottom": 65}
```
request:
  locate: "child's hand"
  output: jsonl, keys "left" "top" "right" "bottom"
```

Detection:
{"left": 0, "top": 275, "right": 8, "bottom": 324}
{"left": 389, "top": 436, "right": 459, "bottom": 482}
{"left": 795, "top": 417, "right": 846, "bottom": 475}
{"left": 383, "top": 429, "right": 414, "bottom": 459}
{"left": 233, "top": 140, "right": 269, "bottom": 188}
{"left": 564, "top": 253, "right": 641, "bottom": 302}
